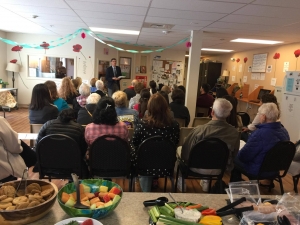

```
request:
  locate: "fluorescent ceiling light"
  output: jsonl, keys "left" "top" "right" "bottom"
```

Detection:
{"left": 201, "top": 48, "right": 233, "bottom": 52}
{"left": 185, "top": 55, "right": 189, "bottom": 57}
{"left": 231, "top": 38, "right": 283, "bottom": 45}
{"left": 90, "top": 27, "right": 139, "bottom": 35}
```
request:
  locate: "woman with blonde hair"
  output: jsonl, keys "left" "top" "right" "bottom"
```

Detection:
{"left": 45, "top": 80, "right": 69, "bottom": 112}
{"left": 58, "top": 77, "right": 79, "bottom": 104}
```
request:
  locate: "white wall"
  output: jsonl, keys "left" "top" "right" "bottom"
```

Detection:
{"left": 0, "top": 31, "right": 7, "bottom": 82}
{"left": 6, "top": 32, "right": 95, "bottom": 105}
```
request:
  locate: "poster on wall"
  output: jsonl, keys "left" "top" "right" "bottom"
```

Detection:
{"left": 98, "top": 60, "right": 110, "bottom": 79}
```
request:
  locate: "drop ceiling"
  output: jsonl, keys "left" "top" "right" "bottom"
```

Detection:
{"left": 0, "top": 0, "right": 300, "bottom": 56}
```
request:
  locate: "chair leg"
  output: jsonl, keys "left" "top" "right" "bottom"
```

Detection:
{"left": 268, "top": 179, "right": 273, "bottom": 193}
{"left": 182, "top": 176, "right": 185, "bottom": 193}
{"left": 208, "top": 179, "right": 212, "bottom": 193}
{"left": 278, "top": 177, "right": 284, "bottom": 195}
{"left": 293, "top": 176, "right": 299, "bottom": 193}
{"left": 128, "top": 177, "right": 132, "bottom": 192}
{"left": 170, "top": 176, "right": 175, "bottom": 192}
{"left": 175, "top": 167, "right": 180, "bottom": 193}
{"left": 164, "top": 176, "right": 167, "bottom": 193}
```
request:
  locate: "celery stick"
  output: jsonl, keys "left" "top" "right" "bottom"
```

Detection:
{"left": 148, "top": 209, "right": 157, "bottom": 223}
{"left": 164, "top": 203, "right": 175, "bottom": 212}
{"left": 153, "top": 206, "right": 160, "bottom": 218}
{"left": 158, "top": 215, "right": 200, "bottom": 225}
{"left": 184, "top": 202, "right": 191, "bottom": 207}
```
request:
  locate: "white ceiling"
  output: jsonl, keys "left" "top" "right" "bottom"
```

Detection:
{"left": 0, "top": 0, "right": 300, "bottom": 56}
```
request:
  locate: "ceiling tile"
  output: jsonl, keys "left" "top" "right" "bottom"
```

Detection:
{"left": 208, "top": 21, "right": 278, "bottom": 31}
{"left": 81, "top": 17, "right": 143, "bottom": 27}
{"left": 66, "top": 0, "right": 151, "bottom": 7}
{"left": 0, "top": 0, "right": 69, "bottom": 8}
{"left": 75, "top": 10, "right": 145, "bottom": 21}
{"left": 252, "top": 0, "right": 300, "bottom": 9}
{"left": 145, "top": 16, "right": 212, "bottom": 26}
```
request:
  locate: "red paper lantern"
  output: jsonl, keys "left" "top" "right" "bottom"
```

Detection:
{"left": 81, "top": 32, "right": 86, "bottom": 39}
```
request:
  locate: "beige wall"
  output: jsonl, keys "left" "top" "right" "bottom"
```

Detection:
{"left": 207, "top": 42, "right": 300, "bottom": 93}
{"left": 0, "top": 31, "right": 7, "bottom": 82}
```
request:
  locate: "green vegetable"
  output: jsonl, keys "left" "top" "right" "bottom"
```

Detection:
{"left": 149, "top": 208, "right": 158, "bottom": 223}
{"left": 184, "top": 202, "right": 191, "bottom": 207}
{"left": 157, "top": 215, "right": 203, "bottom": 225}
{"left": 63, "top": 221, "right": 80, "bottom": 225}
{"left": 159, "top": 205, "right": 174, "bottom": 217}
{"left": 198, "top": 206, "right": 209, "bottom": 211}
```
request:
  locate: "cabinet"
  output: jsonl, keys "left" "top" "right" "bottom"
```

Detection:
{"left": 198, "top": 62, "right": 222, "bottom": 91}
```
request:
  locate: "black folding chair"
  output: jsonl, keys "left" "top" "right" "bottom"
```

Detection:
{"left": 240, "top": 141, "right": 296, "bottom": 195}
{"left": 175, "top": 138, "right": 229, "bottom": 193}
{"left": 89, "top": 135, "right": 133, "bottom": 191}
{"left": 133, "top": 136, "right": 177, "bottom": 192}
{"left": 237, "top": 112, "right": 250, "bottom": 127}
{"left": 36, "top": 134, "right": 85, "bottom": 181}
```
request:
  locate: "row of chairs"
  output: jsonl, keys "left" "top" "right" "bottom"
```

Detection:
{"left": 35, "top": 133, "right": 297, "bottom": 194}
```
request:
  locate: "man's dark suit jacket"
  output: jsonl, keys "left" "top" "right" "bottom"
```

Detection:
{"left": 105, "top": 66, "right": 121, "bottom": 89}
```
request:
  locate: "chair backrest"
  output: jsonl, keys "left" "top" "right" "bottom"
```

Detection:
{"left": 68, "top": 104, "right": 73, "bottom": 109}
{"left": 237, "top": 112, "right": 250, "bottom": 126}
{"left": 128, "top": 128, "right": 134, "bottom": 141}
{"left": 178, "top": 127, "right": 193, "bottom": 147}
{"left": 36, "top": 134, "right": 82, "bottom": 179}
{"left": 136, "top": 136, "right": 176, "bottom": 175}
{"left": 195, "top": 107, "right": 209, "bottom": 117}
{"left": 174, "top": 118, "right": 186, "bottom": 128}
{"left": 192, "top": 117, "right": 211, "bottom": 127}
{"left": 30, "top": 124, "right": 43, "bottom": 147}
{"left": 89, "top": 135, "right": 131, "bottom": 177}
{"left": 188, "top": 138, "right": 229, "bottom": 174}
{"left": 259, "top": 141, "right": 296, "bottom": 177}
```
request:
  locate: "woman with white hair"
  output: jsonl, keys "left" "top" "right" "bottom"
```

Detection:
{"left": 77, "top": 93, "right": 101, "bottom": 125}
{"left": 76, "top": 83, "right": 91, "bottom": 107}
{"left": 95, "top": 80, "right": 106, "bottom": 97}
{"left": 230, "top": 103, "right": 290, "bottom": 183}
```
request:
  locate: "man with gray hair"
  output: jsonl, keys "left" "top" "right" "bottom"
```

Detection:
{"left": 181, "top": 98, "right": 240, "bottom": 191}
{"left": 123, "top": 79, "right": 138, "bottom": 100}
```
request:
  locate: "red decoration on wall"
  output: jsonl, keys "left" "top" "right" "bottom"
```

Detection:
{"left": 73, "top": 44, "right": 82, "bottom": 52}
{"left": 273, "top": 53, "right": 280, "bottom": 59}
{"left": 40, "top": 41, "right": 50, "bottom": 54}
{"left": 81, "top": 32, "right": 86, "bottom": 39}
{"left": 10, "top": 59, "right": 17, "bottom": 63}
{"left": 185, "top": 41, "right": 191, "bottom": 47}
{"left": 236, "top": 58, "right": 240, "bottom": 63}
{"left": 11, "top": 46, "right": 23, "bottom": 52}
{"left": 294, "top": 49, "right": 300, "bottom": 58}
{"left": 243, "top": 57, "right": 248, "bottom": 63}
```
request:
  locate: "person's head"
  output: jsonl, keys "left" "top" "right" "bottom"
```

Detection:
{"left": 79, "top": 83, "right": 91, "bottom": 97}
{"left": 258, "top": 103, "right": 279, "bottom": 124}
{"left": 44, "top": 80, "right": 58, "bottom": 101}
{"left": 171, "top": 84, "right": 178, "bottom": 91}
{"left": 211, "top": 98, "right": 233, "bottom": 120}
{"left": 76, "top": 77, "right": 82, "bottom": 87}
{"left": 131, "top": 79, "right": 138, "bottom": 87}
{"left": 158, "top": 83, "right": 164, "bottom": 91}
{"left": 134, "top": 82, "right": 144, "bottom": 94}
{"left": 201, "top": 83, "right": 210, "bottom": 94}
{"left": 95, "top": 80, "right": 104, "bottom": 91}
{"left": 58, "top": 108, "right": 76, "bottom": 123}
{"left": 261, "top": 93, "right": 280, "bottom": 117}
{"left": 72, "top": 79, "right": 79, "bottom": 90}
{"left": 158, "top": 91, "right": 169, "bottom": 105}
{"left": 145, "top": 93, "right": 172, "bottom": 128}
{"left": 222, "top": 95, "right": 238, "bottom": 127}
{"left": 92, "top": 97, "right": 118, "bottom": 125}
{"left": 177, "top": 85, "right": 186, "bottom": 94}
{"left": 59, "top": 61, "right": 63, "bottom": 67}
{"left": 111, "top": 58, "right": 117, "bottom": 67}
{"left": 59, "top": 77, "right": 77, "bottom": 99}
{"left": 30, "top": 83, "right": 52, "bottom": 110}
{"left": 112, "top": 91, "right": 127, "bottom": 108}
{"left": 87, "top": 93, "right": 101, "bottom": 105}
{"left": 171, "top": 88, "right": 185, "bottom": 105}
{"left": 149, "top": 80, "right": 157, "bottom": 89}
{"left": 138, "top": 89, "right": 150, "bottom": 116}
{"left": 161, "top": 85, "right": 171, "bottom": 94}
{"left": 90, "top": 78, "right": 97, "bottom": 87}
{"left": 216, "top": 87, "right": 229, "bottom": 98}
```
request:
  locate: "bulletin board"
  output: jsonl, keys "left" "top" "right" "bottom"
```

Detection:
{"left": 152, "top": 60, "right": 183, "bottom": 87}
{"left": 252, "top": 53, "right": 268, "bottom": 73}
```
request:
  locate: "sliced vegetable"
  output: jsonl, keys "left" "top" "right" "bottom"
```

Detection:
{"left": 64, "top": 221, "right": 80, "bottom": 225}
{"left": 81, "top": 218, "right": 94, "bottom": 225}
{"left": 200, "top": 215, "right": 222, "bottom": 225}
{"left": 185, "top": 204, "right": 202, "bottom": 210}
{"left": 198, "top": 206, "right": 209, "bottom": 211}
{"left": 201, "top": 208, "right": 216, "bottom": 216}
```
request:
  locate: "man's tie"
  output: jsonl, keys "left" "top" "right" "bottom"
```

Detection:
{"left": 113, "top": 67, "right": 116, "bottom": 77}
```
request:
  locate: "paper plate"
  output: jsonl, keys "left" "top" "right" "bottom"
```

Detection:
{"left": 55, "top": 217, "right": 103, "bottom": 225}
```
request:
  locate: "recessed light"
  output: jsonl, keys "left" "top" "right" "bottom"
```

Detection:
{"left": 185, "top": 55, "right": 189, "bottom": 57}
{"left": 231, "top": 38, "right": 283, "bottom": 44}
{"left": 201, "top": 48, "right": 233, "bottom": 52}
{"left": 89, "top": 27, "right": 140, "bottom": 35}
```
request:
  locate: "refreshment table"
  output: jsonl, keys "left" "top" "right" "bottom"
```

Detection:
{"left": 22, "top": 192, "right": 275, "bottom": 225}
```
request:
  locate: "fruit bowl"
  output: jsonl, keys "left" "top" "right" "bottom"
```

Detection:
{"left": 0, "top": 180, "right": 58, "bottom": 224}
{"left": 57, "top": 179, "right": 123, "bottom": 219}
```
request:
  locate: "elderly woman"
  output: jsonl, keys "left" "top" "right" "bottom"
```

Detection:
{"left": 95, "top": 80, "right": 106, "bottom": 97}
{"left": 128, "top": 82, "right": 144, "bottom": 109}
{"left": 45, "top": 80, "right": 69, "bottom": 112}
{"left": 132, "top": 93, "right": 180, "bottom": 192}
{"left": 169, "top": 88, "right": 190, "bottom": 126}
{"left": 77, "top": 93, "right": 101, "bottom": 125}
{"left": 230, "top": 103, "right": 290, "bottom": 183}
{"left": 112, "top": 91, "right": 138, "bottom": 123}
{"left": 85, "top": 97, "right": 128, "bottom": 146}
{"left": 75, "top": 83, "right": 91, "bottom": 107}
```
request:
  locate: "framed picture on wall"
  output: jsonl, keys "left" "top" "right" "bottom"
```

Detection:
{"left": 140, "top": 66, "right": 146, "bottom": 73}
{"left": 98, "top": 60, "right": 110, "bottom": 79}
{"left": 119, "top": 57, "right": 131, "bottom": 79}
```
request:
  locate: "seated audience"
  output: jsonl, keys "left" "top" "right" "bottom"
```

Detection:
{"left": 0, "top": 117, "right": 36, "bottom": 182}
{"left": 112, "top": 91, "right": 138, "bottom": 126}
{"left": 95, "top": 80, "right": 106, "bottom": 98}
{"left": 216, "top": 87, "right": 229, "bottom": 98}
{"left": 161, "top": 85, "right": 172, "bottom": 103}
{"left": 90, "top": 78, "right": 97, "bottom": 93}
{"left": 181, "top": 98, "right": 239, "bottom": 192}
{"left": 29, "top": 83, "right": 59, "bottom": 124}
{"left": 77, "top": 93, "right": 101, "bottom": 125}
{"left": 45, "top": 80, "right": 69, "bottom": 112}
{"left": 222, "top": 95, "right": 242, "bottom": 131}
{"left": 76, "top": 83, "right": 91, "bottom": 107}
{"left": 129, "top": 82, "right": 144, "bottom": 109}
{"left": 230, "top": 103, "right": 290, "bottom": 183}
{"left": 123, "top": 79, "right": 138, "bottom": 100}
{"left": 177, "top": 85, "right": 186, "bottom": 94}
{"left": 132, "top": 93, "right": 180, "bottom": 192}
{"left": 133, "top": 89, "right": 150, "bottom": 119}
{"left": 170, "top": 88, "right": 190, "bottom": 127}
{"left": 85, "top": 97, "right": 128, "bottom": 146}
{"left": 149, "top": 80, "right": 157, "bottom": 95}
{"left": 196, "top": 83, "right": 214, "bottom": 108}
{"left": 59, "top": 77, "right": 79, "bottom": 104}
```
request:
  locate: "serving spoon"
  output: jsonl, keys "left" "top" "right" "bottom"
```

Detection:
{"left": 71, "top": 173, "right": 89, "bottom": 209}
{"left": 169, "top": 193, "right": 183, "bottom": 213}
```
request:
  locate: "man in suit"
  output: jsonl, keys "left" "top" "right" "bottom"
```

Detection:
{"left": 106, "top": 58, "right": 122, "bottom": 97}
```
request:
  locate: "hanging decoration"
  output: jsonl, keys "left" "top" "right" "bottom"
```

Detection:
{"left": 243, "top": 57, "right": 248, "bottom": 63}
{"left": 294, "top": 49, "right": 300, "bottom": 70}
{"left": 242, "top": 57, "right": 248, "bottom": 85}
{"left": 73, "top": 44, "right": 86, "bottom": 59}
{"left": 185, "top": 41, "right": 191, "bottom": 47}
{"left": 11, "top": 45, "right": 23, "bottom": 65}
{"left": 81, "top": 32, "right": 86, "bottom": 39}
{"left": 273, "top": 52, "right": 280, "bottom": 78}
{"left": 0, "top": 28, "right": 189, "bottom": 53}
{"left": 40, "top": 41, "right": 50, "bottom": 54}
{"left": 10, "top": 59, "right": 17, "bottom": 63}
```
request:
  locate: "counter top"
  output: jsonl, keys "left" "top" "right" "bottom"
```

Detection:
{"left": 21, "top": 192, "right": 276, "bottom": 225}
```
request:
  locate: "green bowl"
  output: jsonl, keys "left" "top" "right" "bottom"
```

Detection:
{"left": 57, "top": 179, "right": 123, "bottom": 219}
